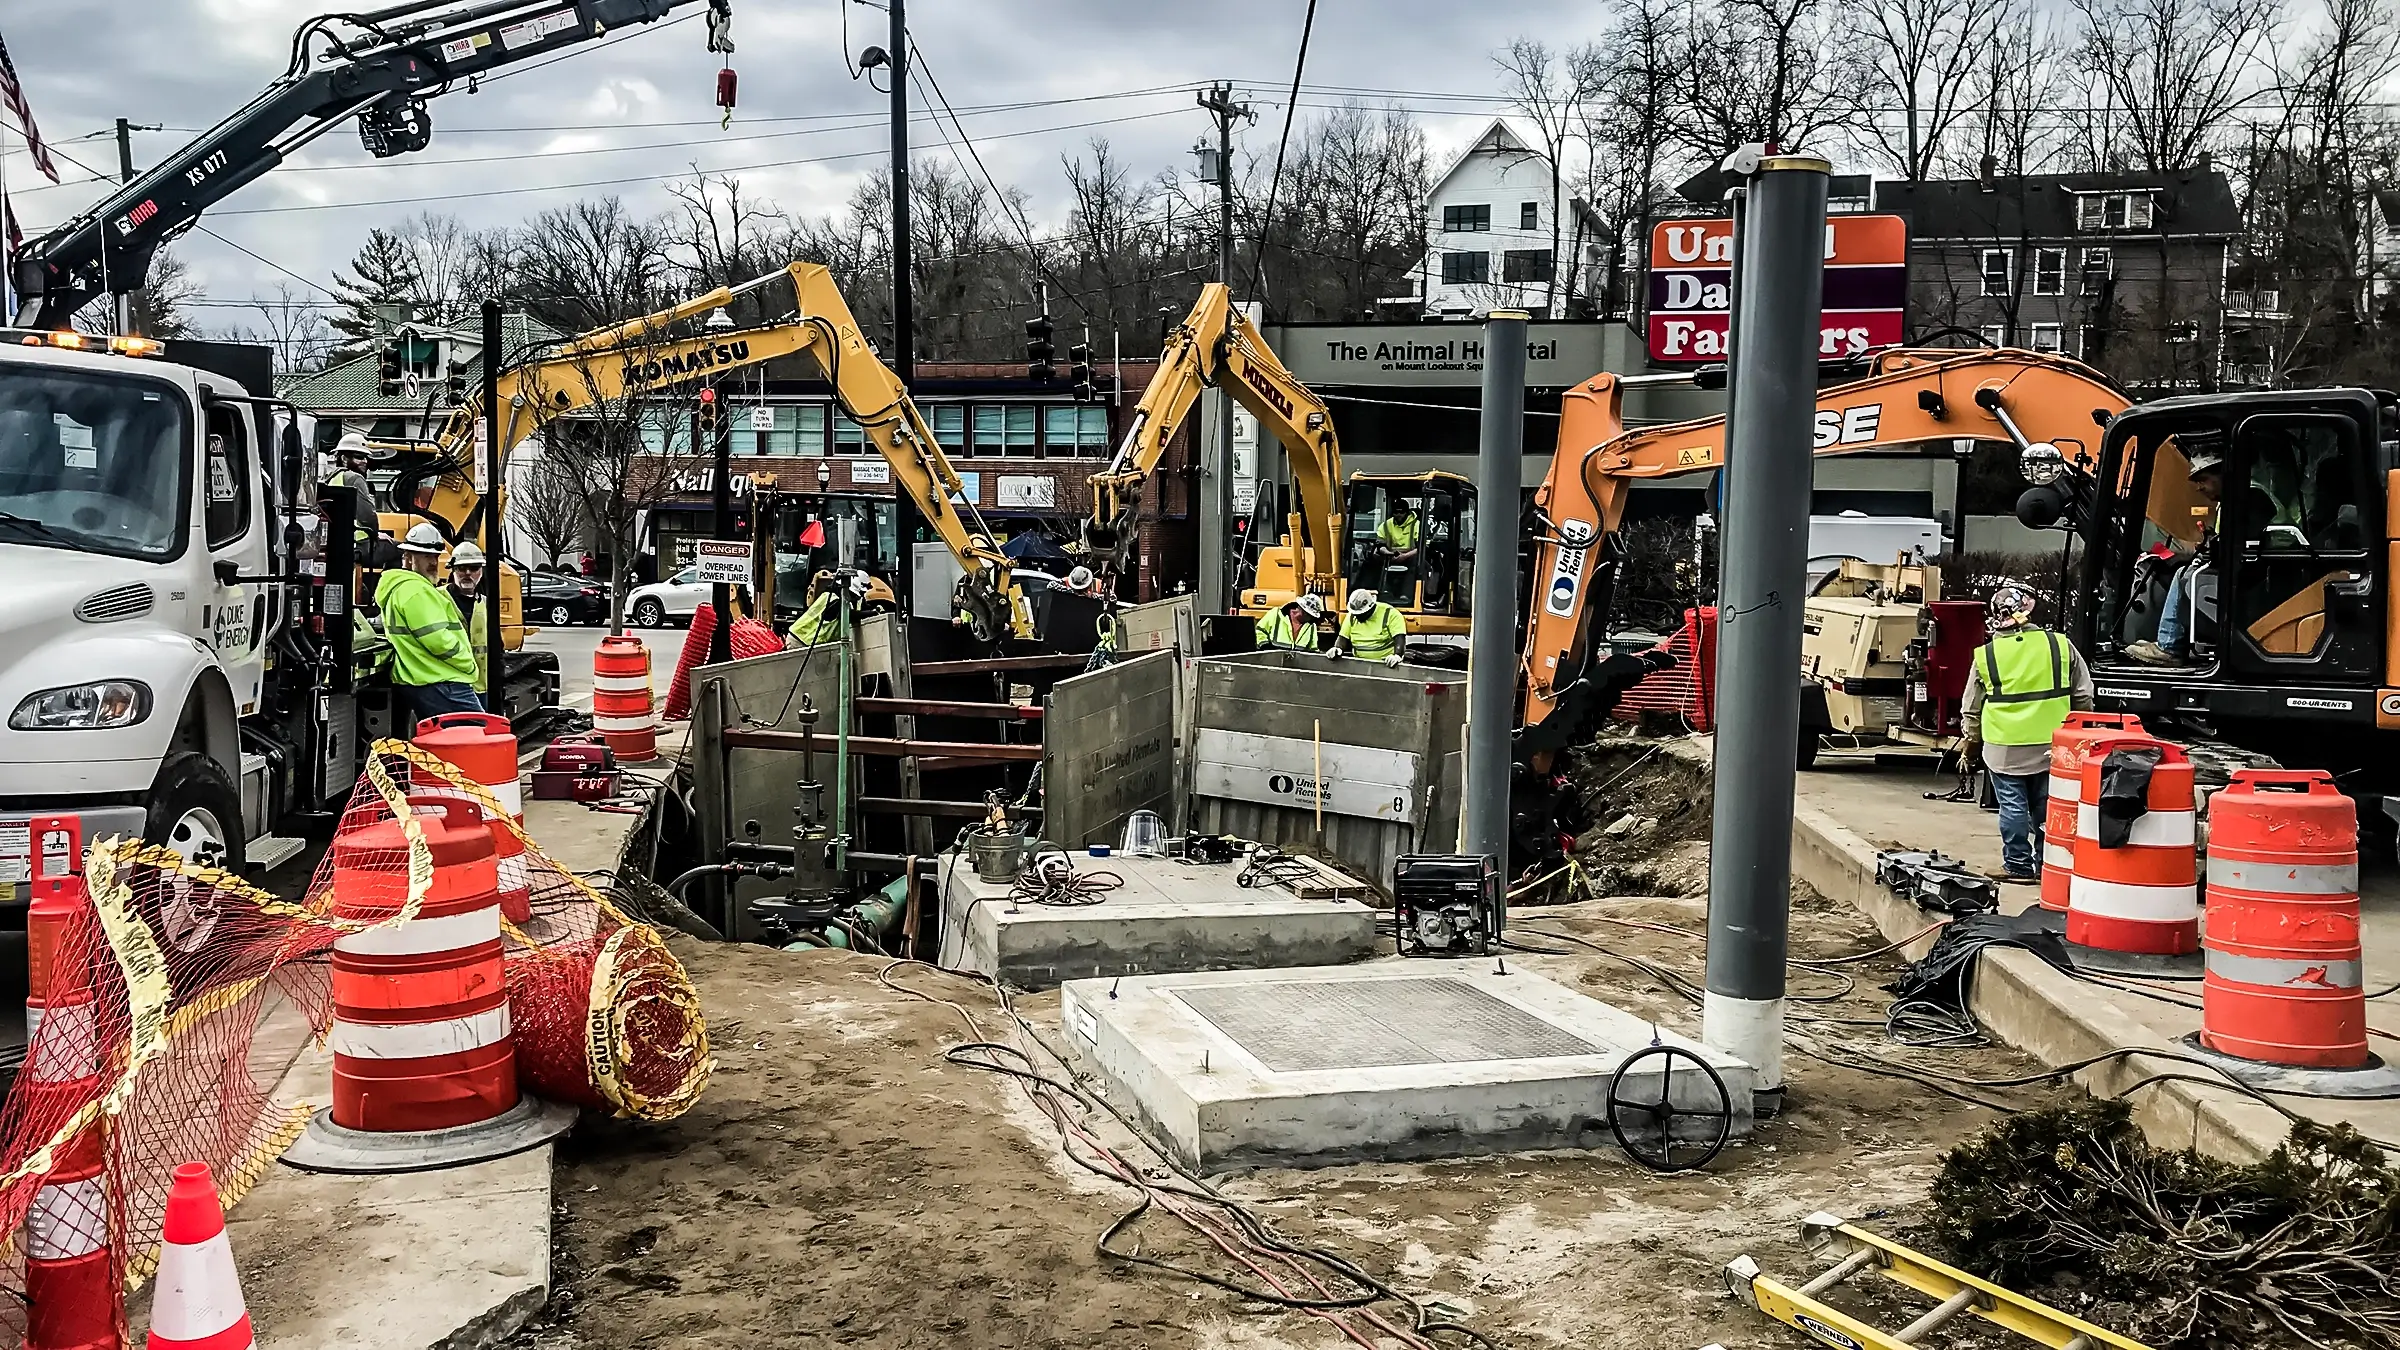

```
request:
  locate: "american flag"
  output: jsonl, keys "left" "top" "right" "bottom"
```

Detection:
{"left": 0, "top": 32, "right": 59, "bottom": 184}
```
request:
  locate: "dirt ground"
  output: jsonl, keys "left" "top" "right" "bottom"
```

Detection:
{"left": 508, "top": 836, "right": 2071, "bottom": 1350}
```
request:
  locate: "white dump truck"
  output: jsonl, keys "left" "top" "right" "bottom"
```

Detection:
{"left": 0, "top": 333, "right": 521, "bottom": 890}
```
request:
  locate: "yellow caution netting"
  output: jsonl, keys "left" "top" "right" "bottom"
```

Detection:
{"left": 0, "top": 738, "right": 711, "bottom": 1342}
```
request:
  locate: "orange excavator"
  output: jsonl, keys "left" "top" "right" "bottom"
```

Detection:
{"left": 1504, "top": 347, "right": 2132, "bottom": 867}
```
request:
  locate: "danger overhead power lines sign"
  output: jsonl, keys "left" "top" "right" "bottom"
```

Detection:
{"left": 1645, "top": 214, "right": 1908, "bottom": 364}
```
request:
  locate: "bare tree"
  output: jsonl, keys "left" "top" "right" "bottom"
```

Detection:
{"left": 2070, "top": 0, "right": 2281, "bottom": 172}
{"left": 222, "top": 283, "right": 335, "bottom": 374}
{"left": 1492, "top": 41, "right": 1605, "bottom": 315}
{"left": 1941, "top": 5, "right": 2077, "bottom": 178}
{"left": 511, "top": 196, "right": 674, "bottom": 332}
{"left": 1851, "top": 0, "right": 2008, "bottom": 180}
{"left": 524, "top": 327, "right": 711, "bottom": 630}
{"left": 665, "top": 170, "right": 801, "bottom": 317}
{"left": 1243, "top": 105, "right": 1432, "bottom": 320}
{"left": 511, "top": 449, "right": 588, "bottom": 569}
{"left": 1672, "top": 0, "right": 1858, "bottom": 160}
{"left": 1582, "top": 0, "right": 1689, "bottom": 317}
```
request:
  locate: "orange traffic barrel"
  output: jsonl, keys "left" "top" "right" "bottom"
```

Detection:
{"left": 594, "top": 634, "right": 659, "bottom": 763}
{"left": 413, "top": 712, "right": 532, "bottom": 923}
{"left": 2067, "top": 733, "right": 2199, "bottom": 955}
{"left": 2041, "top": 712, "right": 2147, "bottom": 913}
{"left": 326, "top": 794, "right": 517, "bottom": 1133}
{"left": 414, "top": 712, "right": 523, "bottom": 819}
{"left": 2201, "top": 769, "right": 2365, "bottom": 1068}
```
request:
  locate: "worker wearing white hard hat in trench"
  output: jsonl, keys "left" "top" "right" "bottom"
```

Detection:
{"left": 445, "top": 541, "right": 491, "bottom": 690}
{"left": 381, "top": 522, "right": 486, "bottom": 728}
{"left": 1256, "top": 593, "right": 1327, "bottom": 652}
{"left": 1335, "top": 586, "right": 1408, "bottom": 665}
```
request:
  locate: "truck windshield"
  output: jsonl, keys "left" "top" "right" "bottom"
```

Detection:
{"left": 0, "top": 366, "right": 189, "bottom": 560}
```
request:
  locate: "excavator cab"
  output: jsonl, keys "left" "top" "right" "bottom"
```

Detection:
{"left": 1344, "top": 471, "right": 1477, "bottom": 638}
{"left": 2037, "top": 388, "right": 2390, "bottom": 773}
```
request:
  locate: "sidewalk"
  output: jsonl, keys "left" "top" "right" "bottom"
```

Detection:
{"left": 223, "top": 726, "right": 684, "bottom": 1350}
{"left": 1772, "top": 740, "right": 2400, "bottom": 1161}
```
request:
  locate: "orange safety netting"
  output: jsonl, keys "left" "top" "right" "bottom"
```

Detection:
{"left": 0, "top": 739, "right": 711, "bottom": 1343}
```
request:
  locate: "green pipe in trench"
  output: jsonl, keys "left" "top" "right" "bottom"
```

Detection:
{"left": 785, "top": 873, "right": 909, "bottom": 951}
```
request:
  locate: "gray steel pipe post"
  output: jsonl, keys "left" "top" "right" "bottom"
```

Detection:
{"left": 1463, "top": 311, "right": 1528, "bottom": 875}
{"left": 1700, "top": 152, "right": 1830, "bottom": 1107}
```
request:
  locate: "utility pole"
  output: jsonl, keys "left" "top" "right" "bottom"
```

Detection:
{"left": 481, "top": 300, "right": 505, "bottom": 713}
{"left": 1463, "top": 311, "right": 1527, "bottom": 876}
{"left": 885, "top": 0, "right": 920, "bottom": 620}
{"left": 114, "top": 119, "right": 140, "bottom": 336}
{"left": 1195, "top": 83, "right": 1251, "bottom": 616}
{"left": 1700, "top": 150, "right": 1830, "bottom": 1114}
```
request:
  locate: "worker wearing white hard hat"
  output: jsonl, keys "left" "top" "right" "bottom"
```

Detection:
{"left": 321, "top": 431, "right": 378, "bottom": 548}
{"left": 444, "top": 541, "right": 491, "bottom": 687}
{"left": 1060, "top": 565, "right": 1102, "bottom": 598}
{"left": 1335, "top": 586, "right": 1408, "bottom": 665}
{"left": 380, "top": 522, "right": 484, "bottom": 726}
{"left": 1255, "top": 592, "right": 1327, "bottom": 653}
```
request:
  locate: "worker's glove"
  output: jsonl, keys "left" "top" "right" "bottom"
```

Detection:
{"left": 1383, "top": 655, "right": 1405, "bottom": 668}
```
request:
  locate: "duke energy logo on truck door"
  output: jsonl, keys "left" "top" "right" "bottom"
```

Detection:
{"left": 1544, "top": 520, "right": 1599, "bottom": 617}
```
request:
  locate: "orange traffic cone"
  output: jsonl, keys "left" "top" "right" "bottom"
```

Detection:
{"left": 145, "top": 1162, "right": 254, "bottom": 1350}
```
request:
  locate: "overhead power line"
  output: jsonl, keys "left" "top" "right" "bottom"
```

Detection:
{"left": 1245, "top": 0, "right": 1322, "bottom": 302}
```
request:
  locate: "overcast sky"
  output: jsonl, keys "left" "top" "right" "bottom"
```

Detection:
{"left": 0, "top": 1, "right": 1600, "bottom": 328}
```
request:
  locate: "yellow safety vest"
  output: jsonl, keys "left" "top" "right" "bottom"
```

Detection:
{"left": 788, "top": 591, "right": 837, "bottom": 646}
{"left": 1255, "top": 610, "right": 1316, "bottom": 651}
{"left": 1979, "top": 629, "right": 2073, "bottom": 746}
{"left": 1377, "top": 516, "right": 1420, "bottom": 550}
{"left": 1340, "top": 602, "right": 1408, "bottom": 661}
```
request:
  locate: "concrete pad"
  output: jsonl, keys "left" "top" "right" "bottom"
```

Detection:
{"left": 1063, "top": 961, "right": 1754, "bottom": 1172}
{"left": 937, "top": 852, "right": 1378, "bottom": 989}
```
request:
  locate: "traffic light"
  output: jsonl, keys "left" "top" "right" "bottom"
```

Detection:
{"left": 445, "top": 360, "right": 467, "bottom": 405}
{"left": 375, "top": 343, "right": 401, "bottom": 398}
{"left": 696, "top": 384, "right": 718, "bottom": 433}
{"left": 1026, "top": 314, "right": 1055, "bottom": 382}
{"left": 1068, "top": 342, "right": 1094, "bottom": 402}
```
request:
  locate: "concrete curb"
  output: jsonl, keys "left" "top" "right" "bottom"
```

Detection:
{"left": 1786, "top": 789, "right": 2294, "bottom": 1162}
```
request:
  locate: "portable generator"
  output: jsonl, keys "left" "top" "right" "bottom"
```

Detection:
{"left": 1392, "top": 853, "right": 1502, "bottom": 957}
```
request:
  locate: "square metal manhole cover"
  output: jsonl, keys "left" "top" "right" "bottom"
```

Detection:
{"left": 1171, "top": 977, "right": 1604, "bottom": 1072}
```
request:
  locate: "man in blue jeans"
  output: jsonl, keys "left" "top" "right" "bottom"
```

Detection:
{"left": 2126, "top": 452, "right": 2225, "bottom": 664}
{"left": 1960, "top": 583, "right": 2094, "bottom": 883}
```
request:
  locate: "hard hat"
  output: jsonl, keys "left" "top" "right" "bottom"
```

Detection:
{"left": 1065, "top": 565, "right": 1095, "bottom": 590}
{"left": 1296, "top": 593, "right": 1326, "bottom": 621}
{"left": 399, "top": 522, "right": 447, "bottom": 554}
{"left": 1987, "top": 582, "right": 2038, "bottom": 628}
{"left": 335, "top": 431, "right": 372, "bottom": 459}
{"left": 845, "top": 571, "right": 872, "bottom": 604}
{"left": 1345, "top": 587, "right": 1378, "bottom": 617}
{"left": 2186, "top": 450, "right": 2224, "bottom": 477}
{"left": 449, "top": 542, "right": 486, "bottom": 567}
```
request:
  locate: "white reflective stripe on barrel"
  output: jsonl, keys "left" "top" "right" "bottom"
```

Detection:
{"left": 2205, "top": 948, "right": 2362, "bottom": 988}
{"left": 475, "top": 774, "right": 523, "bottom": 820}
{"left": 27, "top": 1176, "right": 107, "bottom": 1260}
{"left": 593, "top": 673, "right": 653, "bottom": 694}
{"left": 2206, "top": 856, "right": 2360, "bottom": 895}
{"left": 23, "top": 996, "right": 97, "bottom": 1085}
{"left": 2075, "top": 806, "right": 2198, "bottom": 847}
{"left": 2048, "top": 774, "right": 2076, "bottom": 800}
{"left": 331, "top": 1003, "right": 511, "bottom": 1059}
{"left": 2043, "top": 842, "right": 2074, "bottom": 869}
{"left": 148, "top": 1229, "right": 251, "bottom": 1342}
{"left": 2068, "top": 875, "right": 2199, "bottom": 921}
{"left": 593, "top": 712, "right": 657, "bottom": 732}
{"left": 333, "top": 905, "right": 501, "bottom": 958}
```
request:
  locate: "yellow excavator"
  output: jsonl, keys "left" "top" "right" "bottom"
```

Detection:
{"left": 1082, "top": 282, "right": 1477, "bottom": 639}
{"left": 373, "top": 262, "right": 1034, "bottom": 644}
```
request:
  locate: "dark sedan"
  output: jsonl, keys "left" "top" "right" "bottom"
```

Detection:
{"left": 524, "top": 571, "right": 609, "bottom": 626}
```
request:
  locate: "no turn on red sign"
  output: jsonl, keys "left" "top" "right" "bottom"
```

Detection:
{"left": 1646, "top": 214, "right": 1907, "bottom": 363}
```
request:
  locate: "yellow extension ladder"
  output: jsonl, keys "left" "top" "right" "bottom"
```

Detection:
{"left": 1711, "top": 1212, "right": 2153, "bottom": 1350}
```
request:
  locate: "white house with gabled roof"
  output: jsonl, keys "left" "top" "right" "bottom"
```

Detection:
{"left": 1386, "top": 118, "right": 1576, "bottom": 319}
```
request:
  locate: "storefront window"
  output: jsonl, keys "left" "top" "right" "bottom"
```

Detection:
{"left": 973, "top": 404, "right": 1037, "bottom": 457}
{"left": 929, "top": 404, "right": 967, "bottom": 454}
{"left": 1044, "top": 405, "right": 1110, "bottom": 456}
{"left": 795, "top": 404, "right": 826, "bottom": 456}
{"left": 833, "top": 407, "right": 869, "bottom": 455}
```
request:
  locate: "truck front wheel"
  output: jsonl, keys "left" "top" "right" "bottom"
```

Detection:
{"left": 145, "top": 752, "right": 247, "bottom": 875}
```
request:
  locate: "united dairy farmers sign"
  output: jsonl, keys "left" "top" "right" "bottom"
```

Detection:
{"left": 1646, "top": 214, "right": 1907, "bottom": 363}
